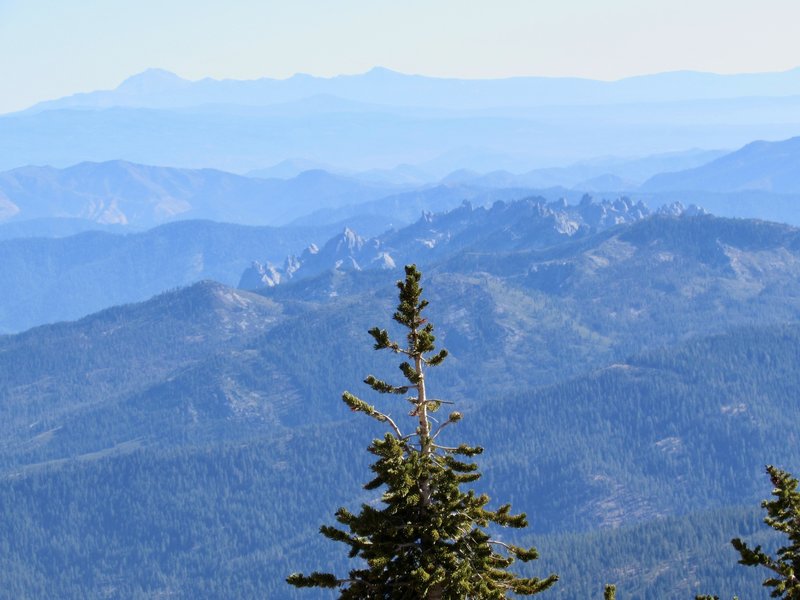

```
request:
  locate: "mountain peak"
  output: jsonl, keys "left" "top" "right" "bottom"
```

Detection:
{"left": 116, "top": 69, "right": 189, "bottom": 94}
{"left": 364, "top": 66, "right": 405, "bottom": 78}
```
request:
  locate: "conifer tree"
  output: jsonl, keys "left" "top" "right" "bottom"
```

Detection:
{"left": 288, "top": 265, "right": 558, "bottom": 598}
{"left": 730, "top": 465, "right": 800, "bottom": 598}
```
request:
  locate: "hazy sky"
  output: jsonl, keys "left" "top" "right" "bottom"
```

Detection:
{"left": 1, "top": 0, "right": 799, "bottom": 113}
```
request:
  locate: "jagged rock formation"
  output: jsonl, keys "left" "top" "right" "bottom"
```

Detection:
{"left": 238, "top": 195, "right": 703, "bottom": 290}
{"left": 656, "top": 201, "right": 708, "bottom": 217}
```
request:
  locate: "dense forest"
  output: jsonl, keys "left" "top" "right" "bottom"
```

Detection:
{"left": 0, "top": 434, "right": 781, "bottom": 598}
{"left": 1, "top": 211, "right": 800, "bottom": 597}
{"left": 0, "top": 320, "right": 799, "bottom": 597}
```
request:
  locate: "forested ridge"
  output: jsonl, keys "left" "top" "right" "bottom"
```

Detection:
{"left": 1, "top": 211, "right": 800, "bottom": 597}
{"left": 1, "top": 322, "right": 799, "bottom": 597}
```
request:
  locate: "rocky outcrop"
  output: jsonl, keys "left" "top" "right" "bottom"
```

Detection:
{"left": 238, "top": 196, "right": 704, "bottom": 290}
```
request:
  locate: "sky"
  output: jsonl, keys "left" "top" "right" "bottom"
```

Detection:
{"left": 1, "top": 0, "right": 799, "bottom": 114}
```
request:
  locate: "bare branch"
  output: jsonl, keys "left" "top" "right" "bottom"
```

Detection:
{"left": 487, "top": 539, "right": 515, "bottom": 552}
{"left": 432, "top": 419, "right": 456, "bottom": 440}
{"left": 373, "top": 410, "right": 404, "bottom": 439}
{"left": 431, "top": 443, "right": 459, "bottom": 451}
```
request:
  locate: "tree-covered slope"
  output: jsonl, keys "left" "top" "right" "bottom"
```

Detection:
{"left": 476, "top": 325, "right": 800, "bottom": 531}
{"left": 0, "top": 219, "right": 352, "bottom": 334}
{"left": 1, "top": 322, "right": 798, "bottom": 598}
{"left": 4, "top": 214, "right": 800, "bottom": 466}
{"left": 1, "top": 213, "right": 800, "bottom": 597}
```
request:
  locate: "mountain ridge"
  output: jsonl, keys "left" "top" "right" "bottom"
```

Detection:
{"left": 642, "top": 135, "right": 800, "bottom": 193}
{"left": 0, "top": 159, "right": 410, "bottom": 228}
{"left": 4, "top": 96, "right": 799, "bottom": 173}
{"left": 240, "top": 196, "right": 702, "bottom": 289}
{"left": 20, "top": 65, "right": 800, "bottom": 114}
{"left": 0, "top": 218, "right": 368, "bottom": 334}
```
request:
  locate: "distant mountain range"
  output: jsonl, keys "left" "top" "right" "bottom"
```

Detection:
{"left": 239, "top": 195, "right": 675, "bottom": 289}
{"left": 0, "top": 158, "right": 631, "bottom": 229}
{"left": 437, "top": 148, "right": 727, "bottom": 190}
{"left": 4, "top": 68, "right": 800, "bottom": 173}
{"left": 0, "top": 159, "right": 589, "bottom": 232}
{"left": 0, "top": 160, "right": 408, "bottom": 228}
{"left": 22, "top": 66, "right": 800, "bottom": 112}
{"left": 2, "top": 135, "right": 800, "bottom": 336}
{"left": 4, "top": 132, "right": 800, "bottom": 233}
{"left": 334, "top": 136, "right": 800, "bottom": 225}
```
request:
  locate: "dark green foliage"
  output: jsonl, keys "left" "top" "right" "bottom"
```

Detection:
{"left": 289, "top": 265, "right": 557, "bottom": 598}
{"left": 732, "top": 466, "right": 800, "bottom": 598}
{"left": 604, "top": 584, "right": 616, "bottom": 600}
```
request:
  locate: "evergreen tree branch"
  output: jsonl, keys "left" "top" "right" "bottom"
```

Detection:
{"left": 286, "top": 572, "right": 341, "bottom": 588}
{"left": 341, "top": 391, "right": 404, "bottom": 438}
{"left": 729, "top": 465, "right": 800, "bottom": 598}
{"left": 363, "top": 374, "right": 409, "bottom": 395}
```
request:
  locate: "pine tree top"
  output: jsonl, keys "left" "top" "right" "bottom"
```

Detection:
{"left": 288, "top": 264, "right": 557, "bottom": 598}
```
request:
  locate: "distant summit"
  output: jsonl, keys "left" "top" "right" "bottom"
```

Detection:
{"left": 6, "top": 68, "right": 800, "bottom": 184}
{"left": 116, "top": 68, "right": 190, "bottom": 94}
{"left": 362, "top": 66, "right": 407, "bottom": 78}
